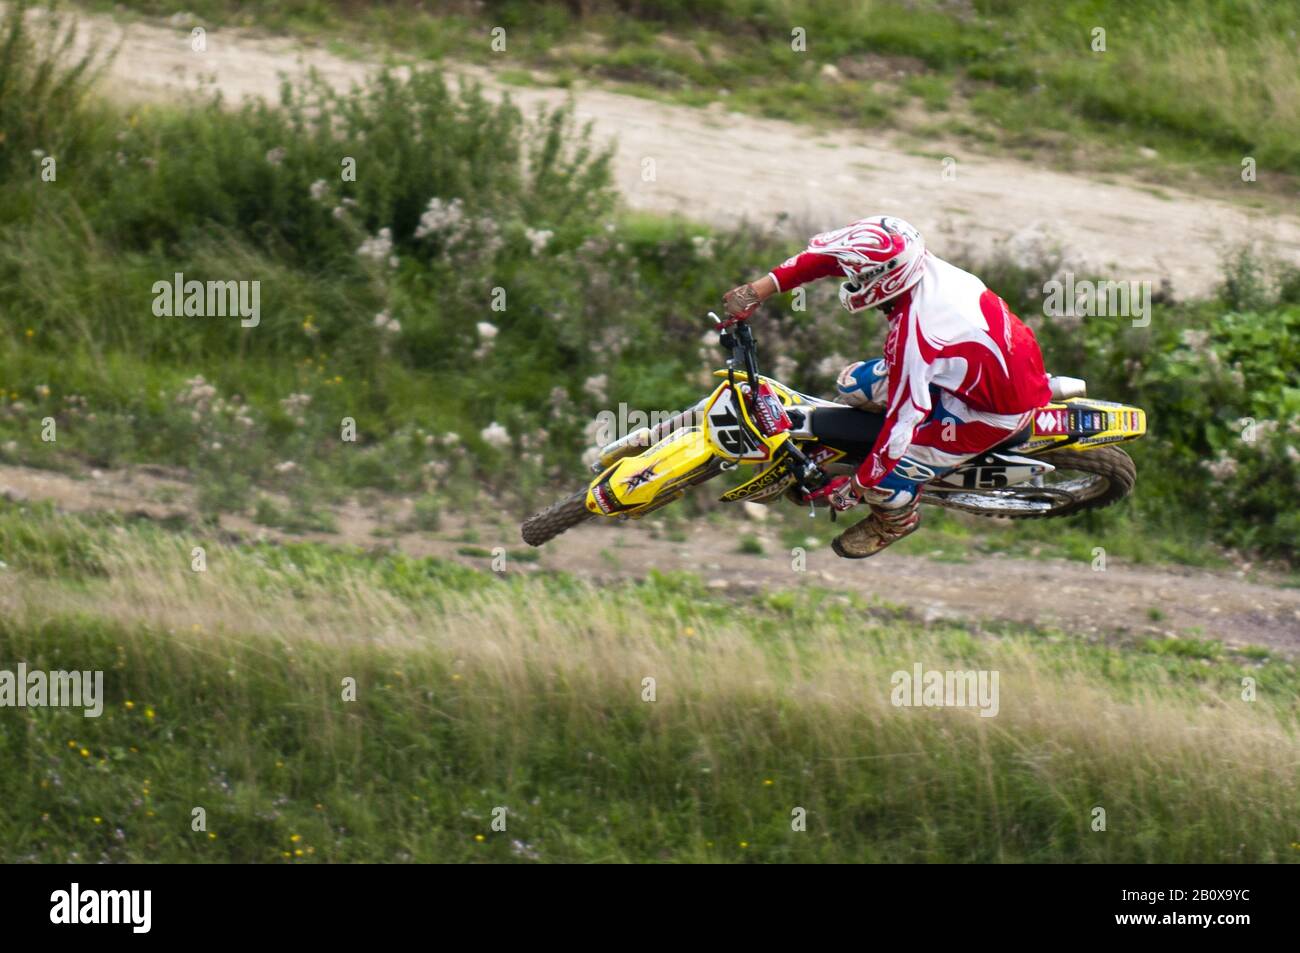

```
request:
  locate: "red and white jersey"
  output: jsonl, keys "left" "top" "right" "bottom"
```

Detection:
{"left": 770, "top": 249, "right": 1052, "bottom": 488}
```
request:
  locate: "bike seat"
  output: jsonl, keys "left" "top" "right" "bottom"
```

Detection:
{"left": 810, "top": 404, "right": 1032, "bottom": 456}
{"left": 809, "top": 405, "right": 884, "bottom": 449}
{"left": 989, "top": 422, "right": 1033, "bottom": 453}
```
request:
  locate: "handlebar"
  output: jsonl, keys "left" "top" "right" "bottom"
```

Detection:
{"left": 704, "top": 312, "right": 828, "bottom": 498}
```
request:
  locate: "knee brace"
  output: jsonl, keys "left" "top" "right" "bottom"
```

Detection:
{"left": 835, "top": 359, "right": 888, "bottom": 411}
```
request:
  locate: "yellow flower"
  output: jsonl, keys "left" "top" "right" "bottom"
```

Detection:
{"left": 24, "top": 329, "right": 33, "bottom": 339}
{"left": 282, "top": 851, "right": 291, "bottom": 859}
{"left": 146, "top": 810, "right": 155, "bottom": 817}
{"left": 683, "top": 626, "right": 696, "bottom": 637}
{"left": 144, "top": 707, "right": 156, "bottom": 720}
{"left": 208, "top": 832, "right": 217, "bottom": 840}
{"left": 79, "top": 748, "right": 89, "bottom": 758}
{"left": 739, "top": 841, "right": 749, "bottom": 848}
{"left": 67, "top": 740, "right": 76, "bottom": 749}
{"left": 124, "top": 700, "right": 135, "bottom": 710}
{"left": 92, "top": 816, "right": 102, "bottom": 824}
{"left": 474, "top": 834, "right": 485, "bottom": 843}
{"left": 294, "top": 848, "right": 304, "bottom": 857}
{"left": 306, "top": 847, "right": 315, "bottom": 855}
{"left": 290, "top": 834, "right": 301, "bottom": 843}
{"left": 763, "top": 779, "right": 774, "bottom": 787}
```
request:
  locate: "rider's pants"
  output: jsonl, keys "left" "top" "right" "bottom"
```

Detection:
{"left": 836, "top": 358, "right": 1033, "bottom": 510}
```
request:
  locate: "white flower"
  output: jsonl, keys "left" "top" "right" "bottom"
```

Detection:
{"left": 691, "top": 235, "right": 715, "bottom": 260}
{"left": 357, "top": 228, "right": 394, "bottom": 263}
{"left": 279, "top": 393, "right": 312, "bottom": 426}
{"left": 275, "top": 461, "right": 298, "bottom": 474}
{"left": 414, "top": 197, "right": 465, "bottom": 240}
{"left": 480, "top": 422, "right": 511, "bottom": 449}
{"left": 309, "top": 179, "right": 329, "bottom": 201}
{"left": 524, "top": 227, "right": 554, "bottom": 255}
{"left": 374, "top": 310, "right": 401, "bottom": 334}
{"left": 1202, "top": 454, "right": 1239, "bottom": 482}
{"left": 476, "top": 321, "right": 498, "bottom": 340}
{"left": 582, "top": 374, "right": 608, "bottom": 402}
{"left": 265, "top": 146, "right": 287, "bottom": 166}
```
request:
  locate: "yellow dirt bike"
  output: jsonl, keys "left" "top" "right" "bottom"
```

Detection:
{"left": 521, "top": 316, "right": 1146, "bottom": 546}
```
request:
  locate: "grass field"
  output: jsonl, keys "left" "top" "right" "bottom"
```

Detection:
{"left": 2, "top": 501, "right": 1296, "bottom": 863}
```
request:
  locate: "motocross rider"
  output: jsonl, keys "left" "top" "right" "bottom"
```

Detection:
{"left": 722, "top": 215, "right": 1052, "bottom": 558}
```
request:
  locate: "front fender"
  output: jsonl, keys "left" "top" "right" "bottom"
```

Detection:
{"left": 585, "top": 427, "right": 716, "bottom": 517}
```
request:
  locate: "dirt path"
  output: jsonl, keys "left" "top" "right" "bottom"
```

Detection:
{"left": 64, "top": 8, "right": 1300, "bottom": 299}
{"left": 4, "top": 462, "right": 1297, "bottom": 656}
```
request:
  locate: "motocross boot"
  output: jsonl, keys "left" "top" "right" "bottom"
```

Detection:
{"left": 831, "top": 502, "right": 920, "bottom": 559}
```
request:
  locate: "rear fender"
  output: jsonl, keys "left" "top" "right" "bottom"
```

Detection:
{"left": 1019, "top": 399, "right": 1147, "bottom": 453}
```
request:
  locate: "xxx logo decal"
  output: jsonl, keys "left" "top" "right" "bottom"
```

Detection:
{"left": 621, "top": 464, "right": 659, "bottom": 491}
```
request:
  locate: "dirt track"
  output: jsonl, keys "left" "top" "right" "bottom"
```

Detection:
{"left": 3, "top": 462, "right": 1297, "bottom": 656}
{"left": 64, "top": 8, "right": 1300, "bottom": 299}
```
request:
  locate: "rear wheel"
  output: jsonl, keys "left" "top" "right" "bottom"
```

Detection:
{"left": 520, "top": 489, "right": 592, "bottom": 546}
{"left": 922, "top": 446, "right": 1136, "bottom": 519}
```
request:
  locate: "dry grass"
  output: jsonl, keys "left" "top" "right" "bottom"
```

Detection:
{"left": 2, "top": 518, "right": 1296, "bottom": 860}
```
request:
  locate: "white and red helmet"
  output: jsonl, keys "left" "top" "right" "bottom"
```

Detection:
{"left": 808, "top": 215, "right": 928, "bottom": 312}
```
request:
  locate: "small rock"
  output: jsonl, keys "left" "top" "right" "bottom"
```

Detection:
{"left": 819, "top": 63, "right": 844, "bottom": 83}
{"left": 1137, "top": 146, "right": 1159, "bottom": 159}
{"left": 741, "top": 501, "right": 768, "bottom": 522}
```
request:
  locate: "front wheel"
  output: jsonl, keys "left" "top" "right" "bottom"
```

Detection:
{"left": 921, "top": 446, "right": 1136, "bottom": 519}
{"left": 520, "top": 489, "right": 593, "bottom": 546}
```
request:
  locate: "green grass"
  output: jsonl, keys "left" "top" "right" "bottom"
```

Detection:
{"left": 1, "top": 501, "right": 1297, "bottom": 862}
